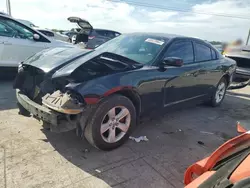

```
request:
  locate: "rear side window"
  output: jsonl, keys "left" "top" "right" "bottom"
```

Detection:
{"left": 93, "top": 30, "right": 117, "bottom": 38}
{"left": 94, "top": 30, "right": 106, "bottom": 36}
{"left": 106, "top": 31, "right": 116, "bottom": 38}
{"left": 165, "top": 41, "right": 194, "bottom": 64}
{"left": 114, "top": 32, "right": 120, "bottom": 37}
{"left": 195, "top": 42, "right": 212, "bottom": 62}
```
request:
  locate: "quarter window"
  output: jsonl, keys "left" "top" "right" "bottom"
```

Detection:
{"left": 165, "top": 41, "right": 194, "bottom": 64}
{"left": 211, "top": 48, "right": 217, "bottom": 60}
{"left": 195, "top": 43, "right": 212, "bottom": 62}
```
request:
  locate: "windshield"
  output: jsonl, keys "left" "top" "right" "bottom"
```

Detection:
{"left": 96, "top": 34, "right": 167, "bottom": 64}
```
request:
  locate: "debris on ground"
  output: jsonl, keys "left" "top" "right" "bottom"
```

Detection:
{"left": 162, "top": 129, "right": 182, "bottom": 135}
{"left": 82, "top": 149, "right": 89, "bottom": 153}
{"left": 197, "top": 141, "right": 205, "bottom": 146}
{"left": 200, "top": 131, "right": 214, "bottom": 135}
{"left": 129, "top": 136, "right": 149, "bottom": 143}
{"left": 95, "top": 169, "right": 101, "bottom": 173}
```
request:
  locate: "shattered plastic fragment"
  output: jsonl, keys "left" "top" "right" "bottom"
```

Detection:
{"left": 95, "top": 169, "right": 101, "bottom": 173}
{"left": 200, "top": 131, "right": 214, "bottom": 135}
{"left": 129, "top": 136, "right": 149, "bottom": 143}
{"left": 42, "top": 90, "right": 84, "bottom": 114}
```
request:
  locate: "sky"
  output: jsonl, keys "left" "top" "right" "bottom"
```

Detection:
{"left": 1, "top": 0, "right": 250, "bottom": 42}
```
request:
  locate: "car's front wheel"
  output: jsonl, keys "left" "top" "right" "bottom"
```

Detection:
{"left": 84, "top": 95, "right": 136, "bottom": 150}
{"left": 209, "top": 77, "right": 227, "bottom": 107}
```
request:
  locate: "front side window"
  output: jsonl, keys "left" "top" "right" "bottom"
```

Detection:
{"left": 0, "top": 17, "right": 34, "bottom": 40}
{"left": 195, "top": 42, "right": 212, "bottom": 62}
{"left": 165, "top": 41, "right": 194, "bottom": 64}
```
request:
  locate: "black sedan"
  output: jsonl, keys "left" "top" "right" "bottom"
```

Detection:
{"left": 14, "top": 33, "right": 236, "bottom": 150}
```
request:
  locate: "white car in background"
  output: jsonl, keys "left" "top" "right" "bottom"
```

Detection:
{"left": 0, "top": 14, "right": 74, "bottom": 68}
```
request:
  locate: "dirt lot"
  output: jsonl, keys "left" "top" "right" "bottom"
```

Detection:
{"left": 0, "top": 79, "right": 250, "bottom": 188}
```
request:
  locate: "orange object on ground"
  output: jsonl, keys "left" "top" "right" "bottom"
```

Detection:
{"left": 184, "top": 122, "right": 250, "bottom": 188}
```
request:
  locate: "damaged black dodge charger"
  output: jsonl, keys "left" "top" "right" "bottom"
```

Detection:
{"left": 14, "top": 33, "right": 236, "bottom": 150}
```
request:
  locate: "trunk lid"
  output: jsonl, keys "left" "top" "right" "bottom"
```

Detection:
{"left": 67, "top": 17, "right": 93, "bottom": 35}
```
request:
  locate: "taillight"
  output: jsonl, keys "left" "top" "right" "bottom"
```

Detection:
{"left": 88, "top": 36, "right": 95, "bottom": 40}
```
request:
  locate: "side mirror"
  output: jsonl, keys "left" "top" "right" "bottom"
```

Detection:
{"left": 161, "top": 57, "right": 183, "bottom": 67}
{"left": 33, "top": 33, "right": 40, "bottom": 41}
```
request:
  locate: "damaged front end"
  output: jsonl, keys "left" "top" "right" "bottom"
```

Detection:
{"left": 14, "top": 48, "right": 142, "bottom": 133}
{"left": 14, "top": 65, "right": 87, "bottom": 132}
{"left": 16, "top": 86, "right": 86, "bottom": 133}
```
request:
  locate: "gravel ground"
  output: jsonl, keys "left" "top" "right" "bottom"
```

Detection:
{"left": 0, "top": 79, "right": 249, "bottom": 188}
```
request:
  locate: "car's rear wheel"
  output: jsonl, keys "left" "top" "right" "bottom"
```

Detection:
{"left": 209, "top": 77, "right": 227, "bottom": 107}
{"left": 84, "top": 95, "right": 136, "bottom": 150}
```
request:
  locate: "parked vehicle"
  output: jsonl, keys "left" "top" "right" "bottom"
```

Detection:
{"left": 68, "top": 17, "right": 121, "bottom": 48}
{"left": 224, "top": 45, "right": 250, "bottom": 89}
{"left": 63, "top": 31, "right": 78, "bottom": 43}
{"left": 36, "top": 28, "right": 70, "bottom": 42}
{"left": 0, "top": 14, "right": 73, "bottom": 67}
{"left": 14, "top": 33, "right": 236, "bottom": 150}
{"left": 184, "top": 122, "right": 250, "bottom": 188}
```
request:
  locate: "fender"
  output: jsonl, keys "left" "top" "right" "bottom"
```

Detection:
{"left": 83, "top": 86, "right": 136, "bottom": 105}
{"left": 66, "top": 79, "right": 139, "bottom": 105}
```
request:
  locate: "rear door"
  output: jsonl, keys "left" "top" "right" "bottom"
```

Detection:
{"left": 194, "top": 41, "right": 222, "bottom": 94}
{"left": 163, "top": 39, "right": 204, "bottom": 106}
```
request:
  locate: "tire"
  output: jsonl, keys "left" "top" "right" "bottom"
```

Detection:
{"left": 209, "top": 77, "right": 227, "bottom": 107}
{"left": 84, "top": 95, "right": 136, "bottom": 151}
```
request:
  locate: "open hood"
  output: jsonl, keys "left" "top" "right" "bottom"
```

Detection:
{"left": 52, "top": 51, "right": 143, "bottom": 80}
{"left": 68, "top": 17, "right": 93, "bottom": 33}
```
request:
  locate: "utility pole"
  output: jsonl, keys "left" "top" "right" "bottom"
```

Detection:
{"left": 246, "top": 29, "right": 250, "bottom": 45}
{"left": 6, "top": 0, "right": 11, "bottom": 16}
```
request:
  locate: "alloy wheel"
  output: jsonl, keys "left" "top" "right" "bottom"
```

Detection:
{"left": 100, "top": 106, "right": 131, "bottom": 143}
{"left": 215, "top": 82, "right": 226, "bottom": 103}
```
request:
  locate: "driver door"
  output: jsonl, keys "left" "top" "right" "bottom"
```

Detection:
{"left": 0, "top": 16, "right": 49, "bottom": 67}
{"left": 163, "top": 40, "right": 203, "bottom": 106}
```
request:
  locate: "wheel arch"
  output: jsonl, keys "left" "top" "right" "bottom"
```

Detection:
{"left": 113, "top": 89, "right": 141, "bottom": 118}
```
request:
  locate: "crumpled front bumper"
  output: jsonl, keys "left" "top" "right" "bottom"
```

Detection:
{"left": 16, "top": 89, "right": 59, "bottom": 125}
